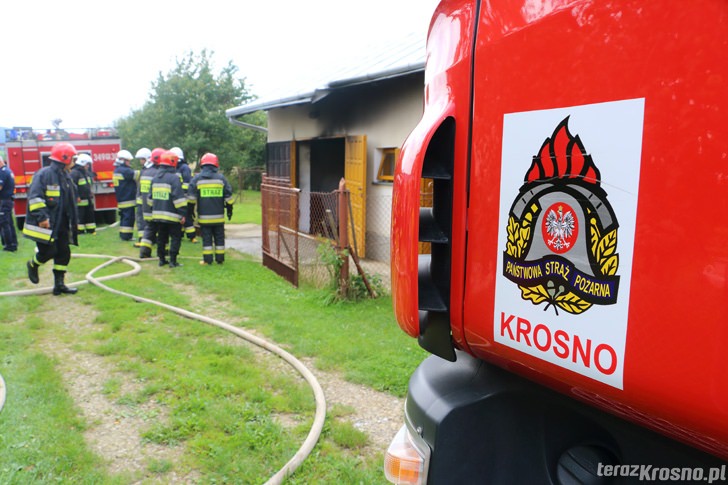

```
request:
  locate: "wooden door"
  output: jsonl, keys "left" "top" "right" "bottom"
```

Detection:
{"left": 344, "top": 135, "right": 367, "bottom": 258}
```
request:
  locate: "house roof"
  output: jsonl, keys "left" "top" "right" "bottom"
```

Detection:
{"left": 226, "top": 31, "right": 426, "bottom": 119}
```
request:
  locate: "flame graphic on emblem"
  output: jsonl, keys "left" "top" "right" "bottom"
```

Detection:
{"left": 524, "top": 117, "right": 601, "bottom": 185}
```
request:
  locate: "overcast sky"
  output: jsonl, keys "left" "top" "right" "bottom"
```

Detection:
{"left": 0, "top": 0, "right": 440, "bottom": 131}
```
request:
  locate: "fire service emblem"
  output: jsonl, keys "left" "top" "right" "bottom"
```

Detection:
{"left": 503, "top": 117, "right": 620, "bottom": 315}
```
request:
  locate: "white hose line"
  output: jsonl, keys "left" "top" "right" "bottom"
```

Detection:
{"left": 84, "top": 255, "right": 326, "bottom": 485}
{"left": 0, "top": 373, "right": 5, "bottom": 415}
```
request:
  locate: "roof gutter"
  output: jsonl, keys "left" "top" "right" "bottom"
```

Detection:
{"left": 227, "top": 117, "right": 268, "bottom": 133}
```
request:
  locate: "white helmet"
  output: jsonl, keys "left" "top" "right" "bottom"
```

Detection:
{"left": 170, "top": 146, "right": 184, "bottom": 161}
{"left": 116, "top": 149, "right": 133, "bottom": 164}
{"left": 75, "top": 153, "right": 93, "bottom": 167}
{"left": 135, "top": 147, "right": 152, "bottom": 160}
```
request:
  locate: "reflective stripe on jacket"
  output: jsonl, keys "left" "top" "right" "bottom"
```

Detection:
{"left": 149, "top": 167, "right": 187, "bottom": 223}
{"left": 113, "top": 164, "right": 137, "bottom": 207}
{"left": 187, "top": 167, "right": 233, "bottom": 225}
{"left": 22, "top": 162, "right": 79, "bottom": 245}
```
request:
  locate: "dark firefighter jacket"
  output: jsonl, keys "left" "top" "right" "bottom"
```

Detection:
{"left": 148, "top": 166, "right": 187, "bottom": 223}
{"left": 70, "top": 165, "right": 94, "bottom": 206}
{"left": 187, "top": 167, "right": 234, "bottom": 225}
{"left": 138, "top": 165, "right": 159, "bottom": 221}
{"left": 113, "top": 164, "right": 137, "bottom": 209}
{"left": 22, "top": 161, "right": 79, "bottom": 245}
{"left": 176, "top": 161, "right": 192, "bottom": 193}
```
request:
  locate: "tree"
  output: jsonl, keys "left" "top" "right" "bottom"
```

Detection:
{"left": 116, "top": 50, "right": 266, "bottom": 188}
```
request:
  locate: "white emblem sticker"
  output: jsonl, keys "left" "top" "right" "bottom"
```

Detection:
{"left": 494, "top": 99, "right": 644, "bottom": 389}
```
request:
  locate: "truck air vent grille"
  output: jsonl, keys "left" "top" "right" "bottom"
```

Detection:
{"left": 417, "top": 119, "right": 456, "bottom": 361}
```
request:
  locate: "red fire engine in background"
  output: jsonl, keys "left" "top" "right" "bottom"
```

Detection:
{"left": 2, "top": 127, "right": 121, "bottom": 229}
{"left": 385, "top": 0, "right": 728, "bottom": 483}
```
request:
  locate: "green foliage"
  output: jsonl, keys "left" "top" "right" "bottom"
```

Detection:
{"left": 115, "top": 49, "right": 267, "bottom": 187}
{"left": 316, "top": 241, "right": 385, "bottom": 302}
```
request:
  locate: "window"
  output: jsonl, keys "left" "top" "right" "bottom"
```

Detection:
{"left": 377, "top": 147, "right": 399, "bottom": 182}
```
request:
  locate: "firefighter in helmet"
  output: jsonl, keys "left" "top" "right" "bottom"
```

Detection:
{"left": 171, "top": 146, "right": 197, "bottom": 243}
{"left": 133, "top": 147, "right": 152, "bottom": 247}
{"left": 148, "top": 150, "right": 187, "bottom": 267}
{"left": 23, "top": 142, "right": 80, "bottom": 295}
{"left": 139, "top": 147, "right": 165, "bottom": 258}
{"left": 112, "top": 149, "right": 137, "bottom": 241}
{"left": 187, "top": 152, "right": 234, "bottom": 265}
{"left": 70, "top": 153, "right": 97, "bottom": 234}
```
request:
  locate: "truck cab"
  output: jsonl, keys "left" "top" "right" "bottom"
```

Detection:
{"left": 386, "top": 1, "right": 728, "bottom": 483}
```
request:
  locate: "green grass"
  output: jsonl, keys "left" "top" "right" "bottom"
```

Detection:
{"left": 229, "top": 189, "right": 261, "bottom": 225}
{"left": 0, "top": 203, "right": 426, "bottom": 484}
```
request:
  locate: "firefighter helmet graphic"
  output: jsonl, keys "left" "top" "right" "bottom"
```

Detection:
{"left": 503, "top": 117, "right": 620, "bottom": 315}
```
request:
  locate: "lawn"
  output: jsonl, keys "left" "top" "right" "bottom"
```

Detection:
{"left": 0, "top": 195, "right": 426, "bottom": 484}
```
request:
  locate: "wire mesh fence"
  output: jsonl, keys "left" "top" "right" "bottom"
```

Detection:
{"left": 261, "top": 175, "right": 393, "bottom": 292}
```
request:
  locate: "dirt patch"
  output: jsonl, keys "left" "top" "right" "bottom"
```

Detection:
{"left": 34, "top": 298, "right": 198, "bottom": 483}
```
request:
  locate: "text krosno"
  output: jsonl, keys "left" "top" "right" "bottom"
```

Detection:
{"left": 597, "top": 463, "right": 726, "bottom": 482}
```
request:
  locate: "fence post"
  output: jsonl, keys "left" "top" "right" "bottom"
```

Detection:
{"left": 338, "top": 178, "right": 349, "bottom": 297}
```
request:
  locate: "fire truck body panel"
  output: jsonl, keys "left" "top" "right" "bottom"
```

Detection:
{"left": 6, "top": 134, "right": 121, "bottom": 226}
{"left": 389, "top": 0, "right": 728, "bottom": 478}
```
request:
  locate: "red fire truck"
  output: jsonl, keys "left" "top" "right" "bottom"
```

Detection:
{"left": 4, "top": 127, "right": 121, "bottom": 229}
{"left": 385, "top": 0, "right": 728, "bottom": 483}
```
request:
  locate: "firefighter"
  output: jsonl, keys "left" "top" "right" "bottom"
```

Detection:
{"left": 171, "top": 146, "right": 197, "bottom": 243}
{"left": 148, "top": 150, "right": 187, "bottom": 267}
{"left": 139, "top": 147, "right": 165, "bottom": 258}
{"left": 133, "top": 147, "right": 152, "bottom": 247}
{"left": 23, "top": 142, "right": 80, "bottom": 295}
{"left": 0, "top": 154, "right": 18, "bottom": 252}
{"left": 70, "top": 153, "right": 96, "bottom": 234}
{"left": 187, "top": 153, "right": 234, "bottom": 265}
{"left": 112, "top": 149, "right": 137, "bottom": 241}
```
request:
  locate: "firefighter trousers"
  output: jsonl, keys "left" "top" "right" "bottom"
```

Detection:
{"left": 119, "top": 206, "right": 135, "bottom": 240}
{"left": 34, "top": 223, "right": 71, "bottom": 271}
{"left": 0, "top": 199, "right": 18, "bottom": 250}
{"left": 156, "top": 222, "right": 182, "bottom": 260}
{"left": 201, "top": 224, "right": 225, "bottom": 264}
{"left": 139, "top": 220, "right": 157, "bottom": 258}
{"left": 77, "top": 199, "right": 96, "bottom": 233}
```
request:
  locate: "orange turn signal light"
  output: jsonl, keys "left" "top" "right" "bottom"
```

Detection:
{"left": 384, "top": 425, "right": 429, "bottom": 484}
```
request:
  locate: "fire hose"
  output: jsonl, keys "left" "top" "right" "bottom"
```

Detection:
{"left": 0, "top": 253, "right": 326, "bottom": 485}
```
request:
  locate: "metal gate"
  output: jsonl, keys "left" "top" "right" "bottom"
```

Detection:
{"left": 261, "top": 175, "right": 300, "bottom": 286}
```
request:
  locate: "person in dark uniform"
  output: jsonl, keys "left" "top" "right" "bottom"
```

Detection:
{"left": 148, "top": 150, "right": 187, "bottom": 267}
{"left": 23, "top": 142, "right": 80, "bottom": 295}
{"left": 139, "top": 147, "right": 165, "bottom": 258}
{"left": 171, "top": 147, "right": 197, "bottom": 243}
{"left": 133, "top": 147, "right": 152, "bottom": 248}
{"left": 112, "top": 149, "right": 137, "bottom": 241}
{"left": 187, "top": 153, "right": 234, "bottom": 265}
{"left": 0, "top": 154, "right": 18, "bottom": 252}
{"left": 70, "top": 153, "right": 96, "bottom": 234}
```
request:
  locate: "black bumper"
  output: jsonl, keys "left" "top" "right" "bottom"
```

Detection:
{"left": 405, "top": 352, "right": 727, "bottom": 484}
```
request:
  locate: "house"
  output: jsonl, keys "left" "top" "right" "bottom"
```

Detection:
{"left": 226, "top": 32, "right": 426, "bottom": 267}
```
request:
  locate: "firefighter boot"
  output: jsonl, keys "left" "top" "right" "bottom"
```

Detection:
{"left": 158, "top": 247, "right": 168, "bottom": 266}
{"left": 52, "top": 270, "right": 78, "bottom": 296}
{"left": 27, "top": 259, "right": 40, "bottom": 284}
{"left": 169, "top": 253, "right": 182, "bottom": 268}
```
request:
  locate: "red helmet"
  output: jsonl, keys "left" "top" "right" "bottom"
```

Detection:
{"left": 49, "top": 142, "right": 78, "bottom": 165}
{"left": 159, "top": 150, "right": 179, "bottom": 168}
{"left": 200, "top": 152, "right": 219, "bottom": 168}
{"left": 151, "top": 147, "right": 166, "bottom": 165}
